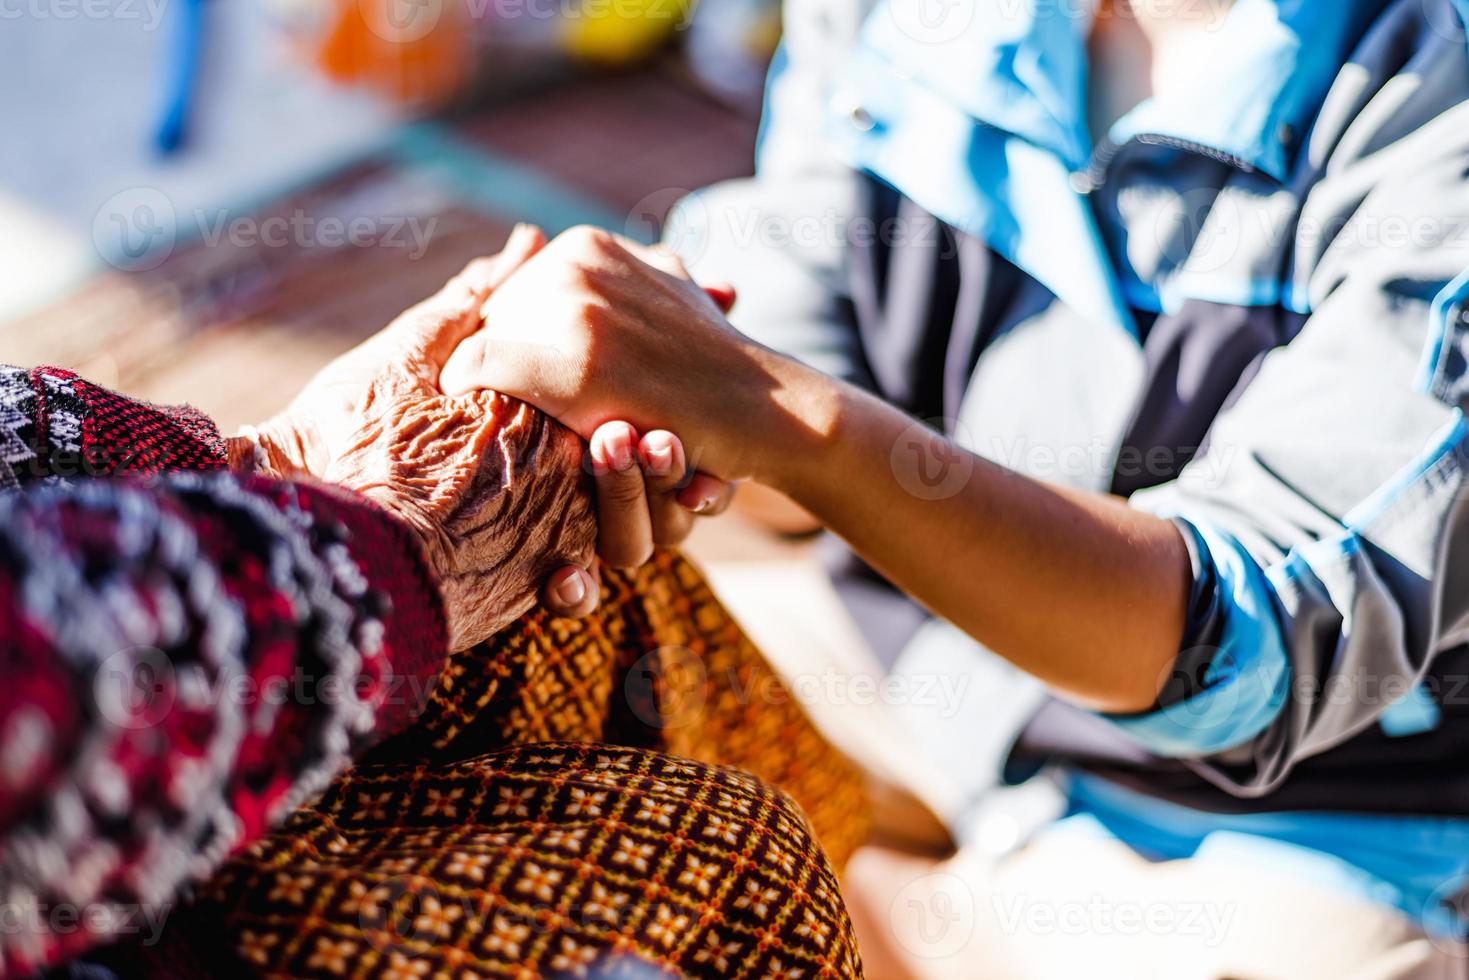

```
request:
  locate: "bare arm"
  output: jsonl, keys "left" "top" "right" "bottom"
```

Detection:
{"left": 441, "top": 228, "right": 1190, "bottom": 712}
{"left": 747, "top": 351, "right": 1190, "bottom": 711}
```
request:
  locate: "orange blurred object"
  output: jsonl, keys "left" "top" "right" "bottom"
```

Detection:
{"left": 316, "top": 0, "right": 471, "bottom": 107}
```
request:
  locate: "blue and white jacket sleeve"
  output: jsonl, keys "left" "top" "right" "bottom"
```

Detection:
{"left": 1104, "top": 113, "right": 1469, "bottom": 795}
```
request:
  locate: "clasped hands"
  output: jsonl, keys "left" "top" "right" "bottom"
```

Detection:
{"left": 234, "top": 224, "right": 745, "bottom": 649}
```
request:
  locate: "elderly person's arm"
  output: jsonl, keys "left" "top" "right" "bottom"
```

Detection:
{"left": 0, "top": 232, "right": 596, "bottom": 973}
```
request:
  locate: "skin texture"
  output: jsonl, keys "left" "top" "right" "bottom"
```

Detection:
{"left": 440, "top": 227, "right": 1191, "bottom": 713}
{"left": 324, "top": 378, "right": 596, "bottom": 648}
{"left": 244, "top": 228, "right": 597, "bottom": 649}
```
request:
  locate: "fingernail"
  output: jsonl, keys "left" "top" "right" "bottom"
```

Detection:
{"left": 554, "top": 571, "right": 586, "bottom": 608}
{"left": 647, "top": 442, "right": 674, "bottom": 476}
{"left": 609, "top": 431, "right": 636, "bottom": 472}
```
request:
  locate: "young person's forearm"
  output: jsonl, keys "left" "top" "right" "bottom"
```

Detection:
{"left": 748, "top": 353, "right": 1191, "bottom": 712}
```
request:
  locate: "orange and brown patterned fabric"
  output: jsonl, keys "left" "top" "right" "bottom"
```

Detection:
{"left": 133, "top": 553, "right": 869, "bottom": 979}
{"left": 0, "top": 366, "right": 865, "bottom": 977}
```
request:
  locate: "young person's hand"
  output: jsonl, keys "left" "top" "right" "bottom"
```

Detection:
{"left": 439, "top": 226, "right": 810, "bottom": 488}
{"left": 519, "top": 251, "right": 741, "bottom": 619}
{"left": 235, "top": 227, "right": 602, "bottom": 649}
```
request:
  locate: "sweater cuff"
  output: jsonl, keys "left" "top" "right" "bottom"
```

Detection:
{"left": 33, "top": 366, "right": 227, "bottom": 476}
{"left": 248, "top": 477, "right": 450, "bottom": 738}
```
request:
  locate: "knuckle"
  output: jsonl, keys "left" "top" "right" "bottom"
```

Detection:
{"left": 561, "top": 225, "right": 616, "bottom": 257}
{"left": 580, "top": 299, "right": 621, "bottom": 334}
{"left": 645, "top": 471, "right": 682, "bottom": 494}
{"left": 605, "top": 541, "right": 654, "bottom": 570}
{"left": 652, "top": 522, "right": 689, "bottom": 547}
{"left": 611, "top": 540, "right": 652, "bottom": 570}
{"left": 459, "top": 256, "right": 498, "bottom": 284}
{"left": 599, "top": 471, "right": 646, "bottom": 506}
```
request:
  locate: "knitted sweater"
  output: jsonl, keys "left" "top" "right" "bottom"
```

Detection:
{"left": 0, "top": 366, "right": 447, "bottom": 974}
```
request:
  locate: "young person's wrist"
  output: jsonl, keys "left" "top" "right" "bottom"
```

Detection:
{"left": 740, "top": 349, "right": 848, "bottom": 495}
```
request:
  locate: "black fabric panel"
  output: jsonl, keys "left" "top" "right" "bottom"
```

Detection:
{"left": 845, "top": 177, "right": 1034, "bottom": 428}
{"left": 1111, "top": 299, "right": 1308, "bottom": 497}
{"left": 823, "top": 177, "right": 1046, "bottom": 666}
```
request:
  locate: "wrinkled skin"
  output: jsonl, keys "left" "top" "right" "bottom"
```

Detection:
{"left": 246, "top": 229, "right": 597, "bottom": 649}
{"left": 322, "top": 380, "right": 595, "bottom": 648}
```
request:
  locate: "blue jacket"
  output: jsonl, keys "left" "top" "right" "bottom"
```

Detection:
{"left": 673, "top": 0, "right": 1469, "bottom": 936}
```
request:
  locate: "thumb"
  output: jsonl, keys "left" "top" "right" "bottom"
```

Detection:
{"left": 438, "top": 329, "right": 573, "bottom": 423}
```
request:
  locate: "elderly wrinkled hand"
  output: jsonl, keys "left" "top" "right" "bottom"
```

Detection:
{"left": 235, "top": 226, "right": 597, "bottom": 649}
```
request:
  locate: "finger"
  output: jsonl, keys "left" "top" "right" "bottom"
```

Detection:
{"left": 640, "top": 430, "right": 694, "bottom": 546}
{"left": 677, "top": 472, "right": 737, "bottom": 516}
{"left": 393, "top": 224, "right": 546, "bottom": 369}
{"left": 638, "top": 430, "right": 687, "bottom": 494}
{"left": 703, "top": 282, "right": 737, "bottom": 313}
{"left": 541, "top": 564, "right": 601, "bottom": 618}
{"left": 592, "top": 421, "right": 655, "bottom": 569}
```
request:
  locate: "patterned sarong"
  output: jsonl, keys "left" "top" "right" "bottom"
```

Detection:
{"left": 132, "top": 552, "right": 869, "bottom": 978}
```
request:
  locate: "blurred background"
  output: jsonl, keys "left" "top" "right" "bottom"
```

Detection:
{"left": 0, "top": 0, "right": 793, "bottom": 559}
{"left": 0, "top": 12, "right": 955, "bottom": 973}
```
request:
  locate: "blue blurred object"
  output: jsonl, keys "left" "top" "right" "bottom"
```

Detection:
{"left": 155, "top": 0, "right": 208, "bottom": 155}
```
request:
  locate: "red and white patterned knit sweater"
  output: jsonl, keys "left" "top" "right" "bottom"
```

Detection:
{"left": 0, "top": 366, "right": 448, "bottom": 974}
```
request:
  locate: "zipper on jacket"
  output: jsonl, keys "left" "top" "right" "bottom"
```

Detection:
{"left": 1070, "top": 133, "right": 1259, "bottom": 195}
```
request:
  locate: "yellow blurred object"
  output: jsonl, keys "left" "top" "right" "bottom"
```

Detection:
{"left": 561, "top": 0, "right": 690, "bottom": 66}
{"left": 316, "top": 0, "right": 472, "bottom": 107}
